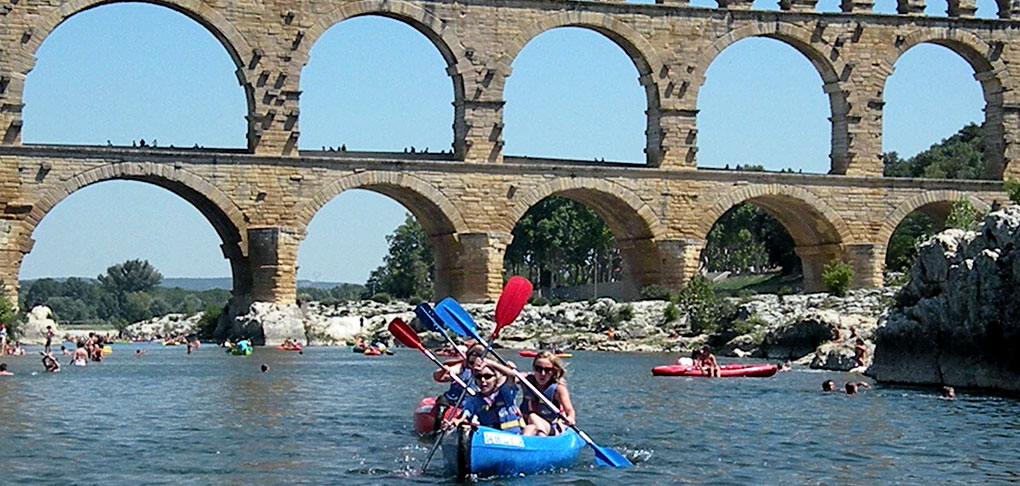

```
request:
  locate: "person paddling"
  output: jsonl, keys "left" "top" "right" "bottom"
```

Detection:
{"left": 445, "top": 360, "right": 526, "bottom": 434}
{"left": 432, "top": 344, "right": 486, "bottom": 423}
{"left": 520, "top": 351, "right": 575, "bottom": 437}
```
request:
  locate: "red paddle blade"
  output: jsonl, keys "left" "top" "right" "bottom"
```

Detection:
{"left": 493, "top": 276, "right": 533, "bottom": 336}
{"left": 388, "top": 318, "right": 424, "bottom": 351}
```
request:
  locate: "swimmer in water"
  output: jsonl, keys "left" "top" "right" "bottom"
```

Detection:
{"left": 0, "top": 362, "right": 12, "bottom": 376}
{"left": 822, "top": 379, "right": 835, "bottom": 392}
{"left": 70, "top": 341, "right": 88, "bottom": 367}
{"left": 40, "top": 352, "right": 60, "bottom": 373}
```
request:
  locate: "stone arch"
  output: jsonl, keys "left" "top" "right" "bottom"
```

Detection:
{"left": 882, "top": 31, "right": 1014, "bottom": 180}
{"left": 295, "top": 170, "right": 469, "bottom": 299}
{"left": 298, "top": 0, "right": 470, "bottom": 158}
{"left": 505, "top": 177, "right": 666, "bottom": 293}
{"left": 877, "top": 190, "right": 992, "bottom": 246}
{"left": 18, "top": 161, "right": 250, "bottom": 295}
{"left": 295, "top": 170, "right": 467, "bottom": 236}
{"left": 693, "top": 22, "right": 849, "bottom": 174}
{"left": 495, "top": 12, "right": 666, "bottom": 165}
{"left": 696, "top": 184, "right": 853, "bottom": 292}
{"left": 7, "top": 0, "right": 254, "bottom": 146}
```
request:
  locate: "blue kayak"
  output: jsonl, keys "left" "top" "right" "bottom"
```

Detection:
{"left": 442, "top": 426, "right": 584, "bottom": 479}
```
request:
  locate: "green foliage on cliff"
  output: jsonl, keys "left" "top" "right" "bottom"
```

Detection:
{"left": 946, "top": 198, "right": 984, "bottom": 230}
{"left": 883, "top": 123, "right": 986, "bottom": 180}
{"left": 674, "top": 276, "right": 734, "bottom": 335}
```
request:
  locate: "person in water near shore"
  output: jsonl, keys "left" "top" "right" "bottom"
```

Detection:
{"left": 941, "top": 386, "right": 955, "bottom": 399}
{"left": 40, "top": 352, "right": 60, "bottom": 372}
{"left": 521, "top": 351, "right": 575, "bottom": 437}
{"left": 845, "top": 381, "right": 871, "bottom": 395}
{"left": 60, "top": 345, "right": 70, "bottom": 356}
{"left": 44, "top": 325, "right": 54, "bottom": 354}
{"left": 71, "top": 341, "right": 88, "bottom": 367}
{"left": 445, "top": 360, "right": 526, "bottom": 434}
{"left": 0, "top": 362, "right": 11, "bottom": 376}
{"left": 701, "top": 346, "right": 720, "bottom": 377}
{"left": 135, "top": 349, "right": 146, "bottom": 358}
{"left": 822, "top": 379, "right": 836, "bottom": 392}
{"left": 261, "top": 364, "right": 269, "bottom": 373}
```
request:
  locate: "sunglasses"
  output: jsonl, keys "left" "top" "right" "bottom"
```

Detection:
{"left": 534, "top": 365, "right": 555, "bottom": 373}
{"left": 475, "top": 373, "right": 497, "bottom": 381}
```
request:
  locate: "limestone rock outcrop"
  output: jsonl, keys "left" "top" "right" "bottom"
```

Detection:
{"left": 17, "top": 305, "right": 58, "bottom": 345}
{"left": 870, "top": 207, "right": 1020, "bottom": 392}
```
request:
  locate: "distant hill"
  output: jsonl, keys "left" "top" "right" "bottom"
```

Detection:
{"left": 21, "top": 277, "right": 358, "bottom": 292}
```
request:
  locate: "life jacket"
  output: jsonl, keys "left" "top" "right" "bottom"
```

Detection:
{"left": 465, "top": 383, "right": 524, "bottom": 433}
{"left": 443, "top": 367, "right": 475, "bottom": 401}
{"left": 522, "top": 375, "right": 561, "bottom": 422}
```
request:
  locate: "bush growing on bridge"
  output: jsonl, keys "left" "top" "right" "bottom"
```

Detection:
{"left": 821, "top": 259, "right": 854, "bottom": 297}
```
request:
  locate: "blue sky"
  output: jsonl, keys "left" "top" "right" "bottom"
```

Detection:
{"left": 19, "top": 2, "right": 990, "bottom": 284}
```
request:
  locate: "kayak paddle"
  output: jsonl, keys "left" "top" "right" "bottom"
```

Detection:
{"left": 415, "top": 302, "right": 466, "bottom": 359}
{"left": 388, "top": 318, "right": 475, "bottom": 396}
{"left": 434, "top": 298, "right": 633, "bottom": 468}
{"left": 492, "top": 276, "right": 533, "bottom": 339}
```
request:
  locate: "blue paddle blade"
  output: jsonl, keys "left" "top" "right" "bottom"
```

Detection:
{"left": 414, "top": 303, "right": 443, "bottom": 332}
{"left": 591, "top": 444, "right": 633, "bottom": 468}
{"left": 435, "top": 298, "right": 480, "bottom": 341}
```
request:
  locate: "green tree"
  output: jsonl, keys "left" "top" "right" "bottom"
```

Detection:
{"left": 946, "top": 198, "right": 984, "bottom": 230}
{"left": 703, "top": 203, "right": 798, "bottom": 274}
{"left": 674, "top": 276, "right": 733, "bottom": 335}
{"left": 365, "top": 214, "right": 434, "bottom": 300}
{"left": 885, "top": 212, "right": 935, "bottom": 272}
{"left": 821, "top": 259, "right": 854, "bottom": 297}
{"left": 98, "top": 259, "right": 163, "bottom": 294}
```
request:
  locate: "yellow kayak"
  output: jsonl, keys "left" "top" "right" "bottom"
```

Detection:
{"left": 102, "top": 346, "right": 113, "bottom": 355}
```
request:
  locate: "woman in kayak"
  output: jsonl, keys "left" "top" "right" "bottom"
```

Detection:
{"left": 520, "top": 351, "right": 575, "bottom": 437}
{"left": 445, "top": 360, "right": 525, "bottom": 434}
{"left": 701, "top": 346, "right": 720, "bottom": 377}
{"left": 432, "top": 344, "right": 487, "bottom": 421}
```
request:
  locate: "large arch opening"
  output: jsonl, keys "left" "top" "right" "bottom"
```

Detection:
{"left": 701, "top": 203, "right": 801, "bottom": 294}
{"left": 505, "top": 184, "right": 664, "bottom": 301}
{"left": 698, "top": 189, "right": 849, "bottom": 293}
{"left": 697, "top": 37, "right": 832, "bottom": 174}
{"left": 20, "top": 180, "right": 236, "bottom": 328}
{"left": 297, "top": 176, "right": 466, "bottom": 303}
{"left": 22, "top": 3, "right": 247, "bottom": 148}
{"left": 503, "top": 27, "right": 650, "bottom": 165}
{"left": 882, "top": 43, "right": 993, "bottom": 179}
{"left": 299, "top": 16, "right": 454, "bottom": 154}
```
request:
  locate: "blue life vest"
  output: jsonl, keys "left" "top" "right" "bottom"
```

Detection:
{"left": 443, "top": 367, "right": 475, "bottom": 401}
{"left": 522, "top": 375, "right": 561, "bottom": 421}
{"left": 463, "top": 383, "right": 524, "bottom": 433}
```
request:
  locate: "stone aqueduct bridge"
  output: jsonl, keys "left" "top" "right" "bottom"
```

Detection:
{"left": 0, "top": 0, "right": 1015, "bottom": 307}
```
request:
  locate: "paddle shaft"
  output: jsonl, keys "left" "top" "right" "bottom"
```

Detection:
{"left": 419, "top": 369, "right": 473, "bottom": 473}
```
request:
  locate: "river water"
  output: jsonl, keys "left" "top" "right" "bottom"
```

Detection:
{"left": 0, "top": 344, "right": 1017, "bottom": 485}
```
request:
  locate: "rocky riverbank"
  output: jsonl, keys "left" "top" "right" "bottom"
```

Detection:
{"left": 871, "top": 206, "right": 1020, "bottom": 393}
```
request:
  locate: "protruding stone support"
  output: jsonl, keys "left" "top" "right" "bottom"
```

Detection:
{"left": 655, "top": 238, "right": 707, "bottom": 292}
{"left": 0, "top": 219, "right": 27, "bottom": 307}
{"left": 448, "top": 232, "right": 511, "bottom": 302}
{"left": 841, "top": 0, "right": 874, "bottom": 12}
{"left": 718, "top": 0, "right": 754, "bottom": 9}
{"left": 947, "top": 0, "right": 978, "bottom": 16}
{"left": 795, "top": 243, "right": 844, "bottom": 293}
{"left": 658, "top": 109, "right": 699, "bottom": 169}
{"left": 247, "top": 226, "right": 304, "bottom": 305}
{"left": 0, "top": 73, "right": 25, "bottom": 146}
{"left": 896, "top": 0, "right": 926, "bottom": 14}
{"left": 845, "top": 243, "right": 885, "bottom": 288}
{"left": 779, "top": 0, "right": 819, "bottom": 12}
{"left": 997, "top": 104, "right": 1020, "bottom": 179}
{"left": 457, "top": 100, "right": 505, "bottom": 164}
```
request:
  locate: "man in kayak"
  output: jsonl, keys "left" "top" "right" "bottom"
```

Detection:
{"left": 445, "top": 360, "right": 525, "bottom": 434}
{"left": 700, "top": 346, "right": 720, "bottom": 377}
{"left": 520, "top": 351, "right": 575, "bottom": 437}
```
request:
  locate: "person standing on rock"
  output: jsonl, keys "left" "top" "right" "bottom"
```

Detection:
{"left": 0, "top": 323, "right": 7, "bottom": 355}
{"left": 853, "top": 338, "right": 868, "bottom": 368}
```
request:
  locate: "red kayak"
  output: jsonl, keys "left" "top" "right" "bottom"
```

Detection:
{"left": 651, "top": 363, "right": 778, "bottom": 378}
{"left": 277, "top": 345, "right": 302, "bottom": 351}
{"left": 412, "top": 396, "right": 463, "bottom": 436}
{"left": 413, "top": 397, "right": 438, "bottom": 435}
{"left": 518, "top": 350, "right": 572, "bottom": 358}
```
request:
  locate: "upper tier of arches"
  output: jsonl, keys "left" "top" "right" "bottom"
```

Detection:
{"left": 4, "top": 0, "right": 1017, "bottom": 176}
